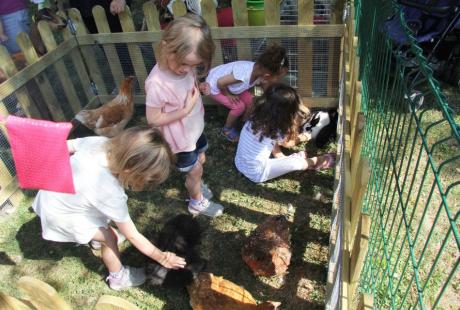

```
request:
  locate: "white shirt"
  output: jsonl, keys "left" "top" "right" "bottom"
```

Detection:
{"left": 235, "top": 122, "right": 282, "bottom": 182}
{"left": 33, "top": 137, "right": 130, "bottom": 244}
{"left": 206, "top": 61, "right": 258, "bottom": 95}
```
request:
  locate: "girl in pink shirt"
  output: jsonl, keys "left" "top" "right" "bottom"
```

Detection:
{"left": 145, "top": 14, "right": 223, "bottom": 218}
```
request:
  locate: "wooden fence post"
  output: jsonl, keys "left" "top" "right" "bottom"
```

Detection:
{"left": 143, "top": 1, "right": 161, "bottom": 60}
{"left": 201, "top": 0, "right": 223, "bottom": 66}
{"left": 93, "top": 5, "right": 125, "bottom": 84}
{"left": 350, "top": 157, "right": 370, "bottom": 251}
{"left": 37, "top": 20, "right": 82, "bottom": 115}
{"left": 16, "top": 32, "right": 66, "bottom": 121}
{"left": 298, "top": 0, "right": 314, "bottom": 97}
{"left": 118, "top": 6, "right": 148, "bottom": 91}
{"left": 17, "top": 276, "right": 72, "bottom": 310}
{"left": 349, "top": 214, "right": 371, "bottom": 304}
{"left": 172, "top": 1, "right": 187, "bottom": 17}
{"left": 68, "top": 8, "right": 108, "bottom": 95}
{"left": 357, "top": 293, "right": 374, "bottom": 310}
{"left": 232, "top": 0, "right": 251, "bottom": 61}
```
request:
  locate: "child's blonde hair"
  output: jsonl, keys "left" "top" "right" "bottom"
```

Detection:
{"left": 106, "top": 126, "right": 174, "bottom": 191}
{"left": 158, "top": 13, "right": 215, "bottom": 76}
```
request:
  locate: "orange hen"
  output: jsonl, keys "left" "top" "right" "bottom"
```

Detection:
{"left": 75, "top": 76, "right": 135, "bottom": 137}
{"left": 187, "top": 272, "right": 280, "bottom": 310}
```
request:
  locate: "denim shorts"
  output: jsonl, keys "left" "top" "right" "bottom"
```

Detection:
{"left": 0, "top": 9, "right": 30, "bottom": 54}
{"left": 175, "top": 134, "right": 208, "bottom": 172}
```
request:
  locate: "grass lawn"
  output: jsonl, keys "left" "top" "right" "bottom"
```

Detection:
{"left": 0, "top": 107, "right": 335, "bottom": 309}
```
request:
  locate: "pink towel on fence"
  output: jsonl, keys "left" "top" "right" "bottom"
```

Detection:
{"left": 6, "top": 115, "right": 75, "bottom": 194}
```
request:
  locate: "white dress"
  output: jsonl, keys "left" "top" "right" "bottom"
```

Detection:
{"left": 206, "top": 61, "right": 258, "bottom": 95}
{"left": 235, "top": 122, "right": 307, "bottom": 183}
{"left": 32, "top": 137, "right": 130, "bottom": 244}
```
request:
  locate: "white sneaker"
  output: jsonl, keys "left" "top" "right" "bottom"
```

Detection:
{"left": 106, "top": 266, "right": 146, "bottom": 291}
{"left": 90, "top": 228, "right": 125, "bottom": 250}
{"left": 188, "top": 198, "right": 224, "bottom": 218}
{"left": 201, "top": 181, "right": 213, "bottom": 200}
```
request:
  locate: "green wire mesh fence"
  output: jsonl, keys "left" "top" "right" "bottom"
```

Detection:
{"left": 354, "top": 0, "right": 460, "bottom": 308}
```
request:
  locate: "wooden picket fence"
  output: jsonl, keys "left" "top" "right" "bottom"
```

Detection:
{"left": 325, "top": 1, "right": 374, "bottom": 309}
{"left": 0, "top": 276, "right": 140, "bottom": 310}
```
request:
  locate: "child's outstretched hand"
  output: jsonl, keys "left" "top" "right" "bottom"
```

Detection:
{"left": 184, "top": 86, "right": 200, "bottom": 115}
{"left": 110, "top": 0, "right": 126, "bottom": 14}
{"left": 198, "top": 82, "right": 211, "bottom": 96}
{"left": 159, "top": 251, "right": 186, "bottom": 269}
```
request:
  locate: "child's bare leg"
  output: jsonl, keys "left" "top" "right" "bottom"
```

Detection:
{"left": 272, "top": 143, "right": 286, "bottom": 158}
{"left": 92, "top": 227, "right": 122, "bottom": 273}
{"left": 186, "top": 161, "right": 203, "bottom": 200}
{"left": 198, "top": 152, "right": 205, "bottom": 165}
{"left": 225, "top": 113, "right": 239, "bottom": 128}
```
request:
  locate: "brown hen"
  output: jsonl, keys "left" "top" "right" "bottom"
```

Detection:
{"left": 241, "top": 215, "right": 292, "bottom": 277}
{"left": 75, "top": 76, "right": 135, "bottom": 137}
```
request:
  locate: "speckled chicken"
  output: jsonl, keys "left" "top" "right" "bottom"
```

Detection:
{"left": 75, "top": 76, "right": 135, "bottom": 137}
{"left": 187, "top": 272, "right": 280, "bottom": 310}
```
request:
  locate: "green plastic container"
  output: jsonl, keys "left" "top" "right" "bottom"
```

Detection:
{"left": 247, "top": 0, "right": 265, "bottom": 26}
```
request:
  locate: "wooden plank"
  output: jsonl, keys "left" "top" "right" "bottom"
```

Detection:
{"left": 331, "top": 0, "right": 345, "bottom": 24}
{"left": 58, "top": 17, "right": 94, "bottom": 102}
{"left": 172, "top": 1, "right": 187, "bottom": 17}
{"left": 350, "top": 158, "right": 370, "bottom": 252}
{"left": 143, "top": 1, "right": 161, "bottom": 60}
{"left": 0, "top": 176, "right": 22, "bottom": 208}
{"left": 357, "top": 293, "right": 374, "bottom": 310}
{"left": 143, "top": 1, "right": 161, "bottom": 31}
{"left": 298, "top": 0, "right": 314, "bottom": 97}
{"left": 0, "top": 292, "right": 31, "bottom": 310}
{"left": 351, "top": 112, "right": 365, "bottom": 176}
{"left": 16, "top": 32, "right": 65, "bottom": 121}
{"left": 299, "top": 0, "right": 314, "bottom": 25}
{"left": 341, "top": 247, "right": 350, "bottom": 310}
{"left": 73, "top": 25, "right": 344, "bottom": 45}
{"left": 91, "top": 94, "right": 338, "bottom": 109}
{"left": 265, "top": 0, "right": 280, "bottom": 26}
{"left": 350, "top": 88, "right": 362, "bottom": 152}
{"left": 232, "top": 0, "right": 251, "bottom": 60}
{"left": 17, "top": 276, "right": 72, "bottom": 310}
{"left": 93, "top": 5, "right": 125, "bottom": 84}
{"left": 119, "top": 6, "right": 148, "bottom": 92}
{"left": 68, "top": 8, "right": 107, "bottom": 95}
{"left": 349, "top": 214, "right": 371, "bottom": 301}
{"left": 327, "top": 38, "right": 340, "bottom": 97}
{"left": 93, "top": 295, "right": 141, "bottom": 310}
{"left": 37, "top": 21, "right": 81, "bottom": 115}
{"left": 0, "top": 46, "right": 41, "bottom": 118}
{"left": 232, "top": 0, "right": 248, "bottom": 26}
{"left": 201, "top": 0, "right": 224, "bottom": 66}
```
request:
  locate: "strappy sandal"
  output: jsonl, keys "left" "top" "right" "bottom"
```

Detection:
{"left": 221, "top": 127, "right": 239, "bottom": 142}
{"left": 311, "top": 153, "right": 336, "bottom": 171}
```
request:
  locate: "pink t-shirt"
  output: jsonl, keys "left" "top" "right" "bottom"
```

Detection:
{"left": 145, "top": 65, "right": 205, "bottom": 153}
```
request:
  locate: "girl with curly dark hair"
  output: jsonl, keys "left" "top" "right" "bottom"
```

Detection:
{"left": 234, "top": 83, "right": 335, "bottom": 183}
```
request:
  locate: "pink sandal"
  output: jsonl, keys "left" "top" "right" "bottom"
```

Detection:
{"left": 311, "top": 153, "right": 336, "bottom": 171}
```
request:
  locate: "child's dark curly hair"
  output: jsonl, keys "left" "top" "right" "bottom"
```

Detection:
{"left": 249, "top": 83, "right": 300, "bottom": 142}
{"left": 256, "top": 43, "right": 289, "bottom": 75}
